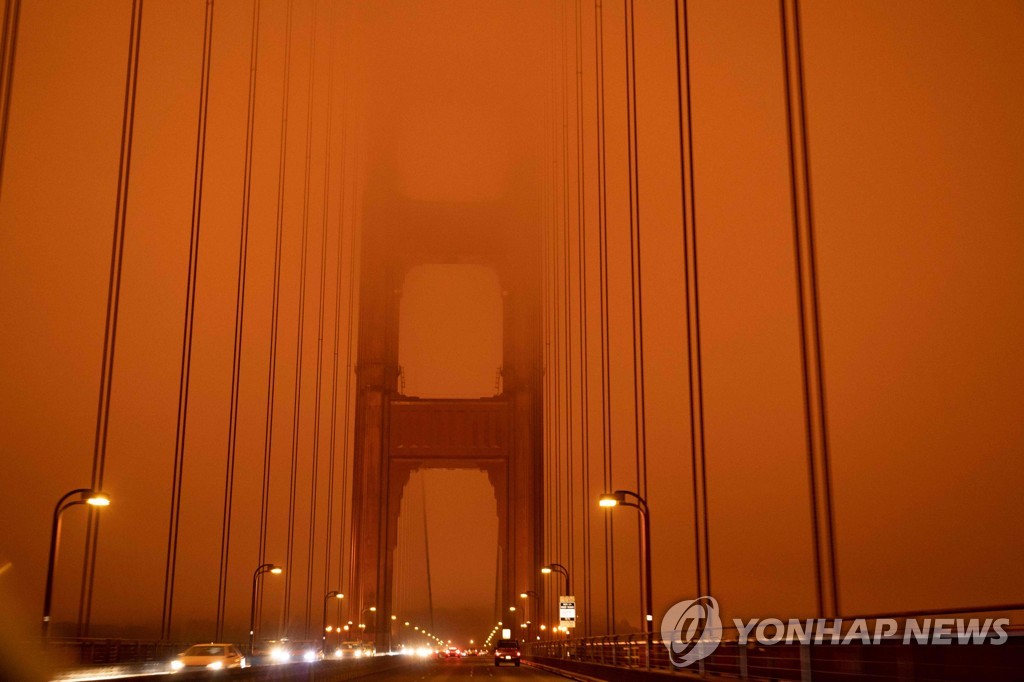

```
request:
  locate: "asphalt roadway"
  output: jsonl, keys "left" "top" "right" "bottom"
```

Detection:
{"left": 350, "top": 657, "right": 566, "bottom": 682}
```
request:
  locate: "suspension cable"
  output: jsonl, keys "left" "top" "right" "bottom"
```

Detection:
{"left": 79, "top": 0, "right": 145, "bottom": 638}
{"left": 673, "top": 0, "right": 711, "bottom": 602}
{"left": 549, "top": 0, "right": 562, "bottom": 587}
{"left": 573, "top": 0, "right": 592, "bottom": 637}
{"left": 340, "top": 144, "right": 360, "bottom": 625}
{"left": 779, "top": 0, "right": 838, "bottom": 618}
{"left": 0, "top": 0, "right": 21, "bottom": 205}
{"left": 256, "top": 0, "right": 294, "bottom": 641}
{"left": 323, "top": 0, "right": 345, "bottom": 621}
{"left": 305, "top": 0, "right": 333, "bottom": 640}
{"left": 285, "top": 0, "right": 318, "bottom": 636}
{"left": 622, "top": 0, "right": 650, "bottom": 628}
{"left": 215, "top": 0, "right": 261, "bottom": 641}
{"left": 560, "top": 0, "right": 576, "bottom": 606}
{"left": 593, "top": 0, "right": 616, "bottom": 635}
{"left": 160, "top": 0, "right": 215, "bottom": 641}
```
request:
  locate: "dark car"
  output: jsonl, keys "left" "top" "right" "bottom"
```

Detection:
{"left": 494, "top": 639, "right": 520, "bottom": 667}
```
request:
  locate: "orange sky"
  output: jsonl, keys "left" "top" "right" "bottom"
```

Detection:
{"left": 0, "top": 0, "right": 1022, "bottom": 652}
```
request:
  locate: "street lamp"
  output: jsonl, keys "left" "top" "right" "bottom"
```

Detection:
{"left": 322, "top": 591, "right": 344, "bottom": 649}
{"left": 540, "top": 563, "right": 571, "bottom": 596}
{"left": 599, "top": 490, "right": 653, "bottom": 632}
{"left": 42, "top": 489, "right": 111, "bottom": 639}
{"left": 249, "top": 563, "right": 283, "bottom": 654}
{"left": 386, "top": 613, "right": 397, "bottom": 652}
{"left": 520, "top": 591, "right": 538, "bottom": 639}
{"left": 357, "top": 605, "right": 376, "bottom": 642}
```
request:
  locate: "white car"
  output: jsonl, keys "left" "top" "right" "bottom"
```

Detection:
{"left": 170, "top": 643, "right": 246, "bottom": 671}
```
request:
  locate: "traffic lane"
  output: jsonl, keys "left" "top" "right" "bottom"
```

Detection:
{"left": 350, "top": 657, "right": 562, "bottom": 681}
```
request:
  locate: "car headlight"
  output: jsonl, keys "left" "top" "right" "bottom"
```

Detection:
{"left": 303, "top": 650, "right": 316, "bottom": 662}
{"left": 170, "top": 659, "right": 184, "bottom": 671}
{"left": 271, "top": 648, "right": 290, "bottom": 662}
{"left": 353, "top": 649, "right": 362, "bottom": 658}
{"left": 207, "top": 661, "right": 223, "bottom": 670}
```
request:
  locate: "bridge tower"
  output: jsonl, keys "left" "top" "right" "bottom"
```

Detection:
{"left": 347, "top": 178, "right": 543, "bottom": 650}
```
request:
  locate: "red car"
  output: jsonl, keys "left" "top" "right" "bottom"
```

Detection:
{"left": 494, "top": 639, "right": 520, "bottom": 667}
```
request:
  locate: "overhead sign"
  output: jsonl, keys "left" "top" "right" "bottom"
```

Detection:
{"left": 559, "top": 595, "right": 576, "bottom": 628}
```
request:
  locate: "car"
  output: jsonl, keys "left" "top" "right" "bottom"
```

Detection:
{"left": 444, "top": 646, "right": 462, "bottom": 660}
{"left": 170, "top": 643, "right": 246, "bottom": 672}
{"left": 494, "top": 638, "right": 521, "bottom": 667}
{"left": 332, "top": 640, "right": 369, "bottom": 659}
{"left": 287, "top": 639, "right": 324, "bottom": 662}
{"left": 258, "top": 639, "right": 321, "bottom": 663}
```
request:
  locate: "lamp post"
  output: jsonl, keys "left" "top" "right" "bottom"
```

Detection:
{"left": 540, "top": 563, "right": 571, "bottom": 596}
{"left": 520, "top": 590, "right": 538, "bottom": 640}
{"left": 359, "top": 606, "right": 376, "bottom": 643}
{"left": 322, "top": 591, "right": 344, "bottom": 651}
{"left": 599, "top": 490, "right": 653, "bottom": 633}
{"left": 541, "top": 563, "right": 571, "bottom": 637}
{"left": 249, "top": 563, "right": 282, "bottom": 655}
{"left": 42, "top": 489, "right": 110, "bottom": 640}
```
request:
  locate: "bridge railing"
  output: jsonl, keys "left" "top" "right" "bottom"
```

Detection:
{"left": 46, "top": 637, "right": 196, "bottom": 666}
{"left": 525, "top": 628, "right": 1024, "bottom": 681}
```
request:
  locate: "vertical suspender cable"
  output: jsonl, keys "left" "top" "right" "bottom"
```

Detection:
{"left": 285, "top": 0, "right": 318, "bottom": 635}
{"left": 622, "top": 0, "right": 650, "bottom": 628}
{"left": 550, "top": 1, "right": 563, "bottom": 584}
{"left": 306, "top": 0, "right": 334, "bottom": 640}
{"left": 341, "top": 146, "right": 360, "bottom": 622}
{"left": 256, "top": 0, "right": 294, "bottom": 640}
{"left": 324, "top": 0, "right": 346, "bottom": 623}
{"left": 160, "top": 0, "right": 216, "bottom": 641}
{"left": 593, "top": 0, "right": 615, "bottom": 634}
{"left": 560, "top": 0, "right": 576, "bottom": 603}
{"left": 573, "top": 0, "right": 593, "bottom": 637}
{"left": 421, "top": 476, "right": 435, "bottom": 632}
{"left": 673, "top": 0, "right": 711, "bottom": 600}
{"left": 0, "top": 0, "right": 20, "bottom": 205}
{"left": 79, "top": 0, "right": 145, "bottom": 637}
{"left": 216, "top": 0, "right": 261, "bottom": 641}
{"left": 542, "top": 7, "right": 555, "bottom": 614}
{"left": 779, "top": 0, "right": 838, "bottom": 618}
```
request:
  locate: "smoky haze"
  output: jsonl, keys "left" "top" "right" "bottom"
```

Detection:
{"left": 0, "top": 0, "right": 1021, "bottom": 659}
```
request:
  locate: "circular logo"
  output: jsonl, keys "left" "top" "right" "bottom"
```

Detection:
{"left": 660, "top": 596, "right": 723, "bottom": 667}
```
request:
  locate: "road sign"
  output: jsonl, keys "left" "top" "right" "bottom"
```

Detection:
{"left": 559, "top": 595, "right": 576, "bottom": 628}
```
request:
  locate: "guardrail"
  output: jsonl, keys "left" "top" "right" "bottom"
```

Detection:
{"left": 46, "top": 637, "right": 193, "bottom": 666}
{"left": 526, "top": 631, "right": 1024, "bottom": 681}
